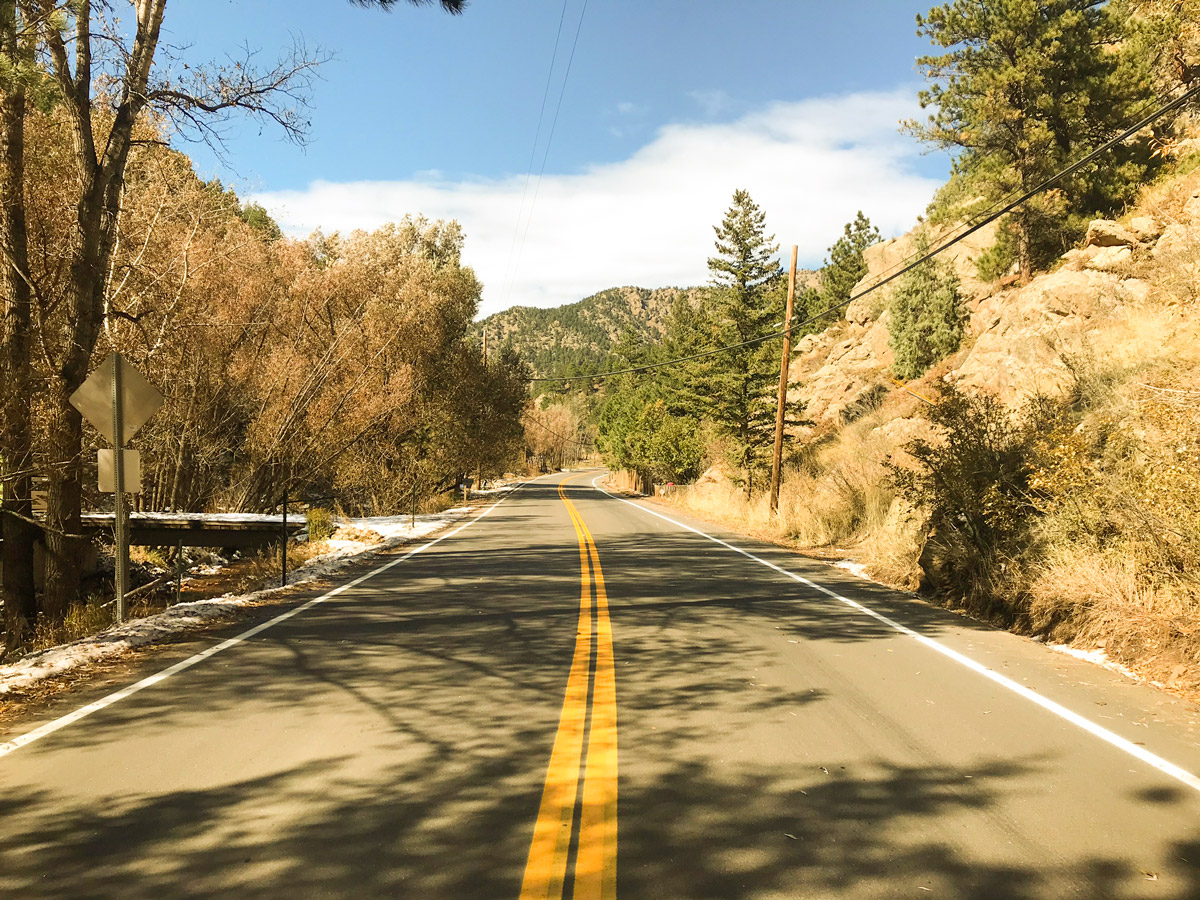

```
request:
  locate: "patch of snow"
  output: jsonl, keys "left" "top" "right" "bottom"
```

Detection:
{"left": 832, "top": 560, "right": 871, "bottom": 580}
{"left": 0, "top": 486, "right": 518, "bottom": 695}
{"left": 0, "top": 593, "right": 261, "bottom": 695}
{"left": 88, "top": 511, "right": 293, "bottom": 524}
{"left": 338, "top": 506, "right": 471, "bottom": 542}
{"left": 1049, "top": 642, "right": 1141, "bottom": 682}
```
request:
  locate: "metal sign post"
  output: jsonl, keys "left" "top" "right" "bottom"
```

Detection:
{"left": 112, "top": 353, "right": 128, "bottom": 623}
{"left": 70, "top": 352, "right": 163, "bottom": 627}
{"left": 281, "top": 487, "right": 288, "bottom": 589}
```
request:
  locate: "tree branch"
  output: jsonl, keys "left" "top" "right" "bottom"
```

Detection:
{"left": 147, "top": 42, "right": 327, "bottom": 147}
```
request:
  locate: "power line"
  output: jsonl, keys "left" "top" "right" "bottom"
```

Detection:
{"left": 531, "top": 81, "right": 1200, "bottom": 385}
{"left": 499, "top": 0, "right": 570, "bottom": 308}
{"left": 526, "top": 412, "right": 590, "bottom": 447}
{"left": 506, "top": 0, "right": 589, "bottom": 304}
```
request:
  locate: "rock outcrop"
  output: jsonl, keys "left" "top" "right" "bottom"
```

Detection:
{"left": 792, "top": 186, "right": 1200, "bottom": 422}
{"left": 844, "top": 219, "right": 1001, "bottom": 327}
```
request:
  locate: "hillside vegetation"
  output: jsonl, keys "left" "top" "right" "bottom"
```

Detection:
{"left": 0, "top": 117, "right": 528, "bottom": 651}
{"left": 575, "top": 0, "right": 1200, "bottom": 697}
{"left": 658, "top": 148, "right": 1200, "bottom": 698}
{"left": 477, "top": 286, "right": 719, "bottom": 379}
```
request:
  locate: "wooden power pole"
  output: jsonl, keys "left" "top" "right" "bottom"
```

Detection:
{"left": 769, "top": 246, "right": 798, "bottom": 516}
{"left": 477, "top": 326, "right": 487, "bottom": 495}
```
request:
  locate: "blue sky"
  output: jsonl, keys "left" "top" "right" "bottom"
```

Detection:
{"left": 164, "top": 1, "right": 953, "bottom": 315}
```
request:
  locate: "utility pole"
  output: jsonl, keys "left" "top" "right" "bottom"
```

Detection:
{"left": 769, "top": 246, "right": 798, "bottom": 517}
{"left": 477, "top": 327, "right": 486, "bottom": 495}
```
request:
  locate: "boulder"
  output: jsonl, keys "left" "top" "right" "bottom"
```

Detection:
{"left": 1152, "top": 223, "right": 1200, "bottom": 259}
{"left": 955, "top": 267, "right": 1126, "bottom": 403}
{"left": 798, "top": 318, "right": 895, "bottom": 423}
{"left": 845, "top": 292, "right": 880, "bottom": 326}
{"left": 1081, "top": 244, "right": 1133, "bottom": 272}
{"left": 1085, "top": 219, "right": 1138, "bottom": 248}
{"left": 1129, "top": 215, "right": 1163, "bottom": 241}
{"left": 1183, "top": 192, "right": 1200, "bottom": 223}
{"left": 793, "top": 332, "right": 830, "bottom": 356}
{"left": 1119, "top": 278, "right": 1152, "bottom": 304}
{"left": 1153, "top": 222, "right": 1200, "bottom": 258}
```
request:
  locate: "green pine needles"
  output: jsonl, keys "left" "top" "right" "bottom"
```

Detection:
{"left": 887, "top": 235, "right": 966, "bottom": 381}
{"left": 909, "top": 0, "right": 1156, "bottom": 280}
{"left": 704, "top": 190, "right": 784, "bottom": 497}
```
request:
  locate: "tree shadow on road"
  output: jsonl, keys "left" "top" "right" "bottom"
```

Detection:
{"left": 1, "top": 485, "right": 1196, "bottom": 898}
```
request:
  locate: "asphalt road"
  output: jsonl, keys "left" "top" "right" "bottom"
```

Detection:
{"left": 2, "top": 471, "right": 1199, "bottom": 899}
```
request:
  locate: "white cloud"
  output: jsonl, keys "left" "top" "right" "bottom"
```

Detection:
{"left": 253, "top": 88, "right": 944, "bottom": 318}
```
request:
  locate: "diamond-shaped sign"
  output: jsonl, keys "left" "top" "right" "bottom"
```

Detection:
{"left": 69, "top": 353, "right": 163, "bottom": 446}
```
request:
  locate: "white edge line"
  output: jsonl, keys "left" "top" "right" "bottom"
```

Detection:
{"left": 589, "top": 474, "right": 1200, "bottom": 796}
{"left": 0, "top": 484, "right": 524, "bottom": 760}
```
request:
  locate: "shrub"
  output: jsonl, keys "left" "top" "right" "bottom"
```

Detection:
{"left": 975, "top": 226, "right": 1018, "bottom": 282}
{"left": 889, "top": 383, "right": 1053, "bottom": 622}
{"left": 306, "top": 507, "right": 335, "bottom": 542}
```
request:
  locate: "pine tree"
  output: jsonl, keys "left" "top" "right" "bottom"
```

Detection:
{"left": 820, "top": 211, "right": 880, "bottom": 314}
{"left": 888, "top": 235, "right": 966, "bottom": 381}
{"left": 907, "top": 0, "right": 1155, "bottom": 281}
{"left": 703, "top": 189, "right": 782, "bottom": 498}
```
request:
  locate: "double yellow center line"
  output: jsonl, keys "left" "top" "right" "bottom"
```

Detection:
{"left": 519, "top": 478, "right": 618, "bottom": 900}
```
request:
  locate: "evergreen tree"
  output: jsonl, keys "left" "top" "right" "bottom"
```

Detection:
{"left": 908, "top": 0, "right": 1155, "bottom": 281}
{"left": 595, "top": 317, "right": 705, "bottom": 485}
{"left": 703, "top": 189, "right": 782, "bottom": 498}
{"left": 888, "top": 235, "right": 966, "bottom": 380}
{"left": 820, "top": 211, "right": 880, "bottom": 314}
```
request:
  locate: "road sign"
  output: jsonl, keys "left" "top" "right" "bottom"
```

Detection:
{"left": 98, "top": 449, "right": 141, "bottom": 494}
{"left": 68, "top": 353, "right": 162, "bottom": 625}
{"left": 69, "top": 353, "right": 163, "bottom": 446}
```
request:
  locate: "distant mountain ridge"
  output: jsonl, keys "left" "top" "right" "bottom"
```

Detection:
{"left": 477, "top": 285, "right": 712, "bottom": 380}
{"left": 478, "top": 275, "right": 820, "bottom": 380}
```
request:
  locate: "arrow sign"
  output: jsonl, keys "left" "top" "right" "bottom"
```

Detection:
{"left": 69, "top": 353, "right": 163, "bottom": 446}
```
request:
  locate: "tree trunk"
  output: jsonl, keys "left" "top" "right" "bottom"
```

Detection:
{"left": 40, "top": 383, "right": 84, "bottom": 619}
{"left": 0, "top": 0, "right": 39, "bottom": 647}
{"left": 1016, "top": 217, "right": 1033, "bottom": 285}
{"left": 35, "top": 0, "right": 168, "bottom": 611}
{"left": 41, "top": 185, "right": 109, "bottom": 612}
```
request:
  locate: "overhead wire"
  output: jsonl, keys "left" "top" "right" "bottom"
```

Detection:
{"left": 506, "top": 0, "right": 589, "bottom": 303}
{"left": 526, "top": 412, "right": 590, "bottom": 448}
{"left": 531, "top": 81, "right": 1200, "bottom": 385}
{"left": 499, "top": 0, "right": 571, "bottom": 308}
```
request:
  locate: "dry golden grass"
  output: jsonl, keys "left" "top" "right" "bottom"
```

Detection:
{"left": 661, "top": 410, "right": 922, "bottom": 589}
{"left": 662, "top": 286, "right": 1200, "bottom": 698}
{"left": 1015, "top": 300, "right": 1200, "bottom": 695}
{"left": 1026, "top": 548, "right": 1200, "bottom": 694}
{"left": 30, "top": 600, "right": 115, "bottom": 651}
{"left": 233, "top": 540, "right": 330, "bottom": 592}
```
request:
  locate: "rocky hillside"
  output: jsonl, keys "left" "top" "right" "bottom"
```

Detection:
{"left": 789, "top": 173, "right": 1200, "bottom": 425}
{"left": 674, "top": 161, "right": 1200, "bottom": 698}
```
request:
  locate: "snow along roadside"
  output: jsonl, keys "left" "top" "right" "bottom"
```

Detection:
{"left": 0, "top": 490, "right": 514, "bottom": 695}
